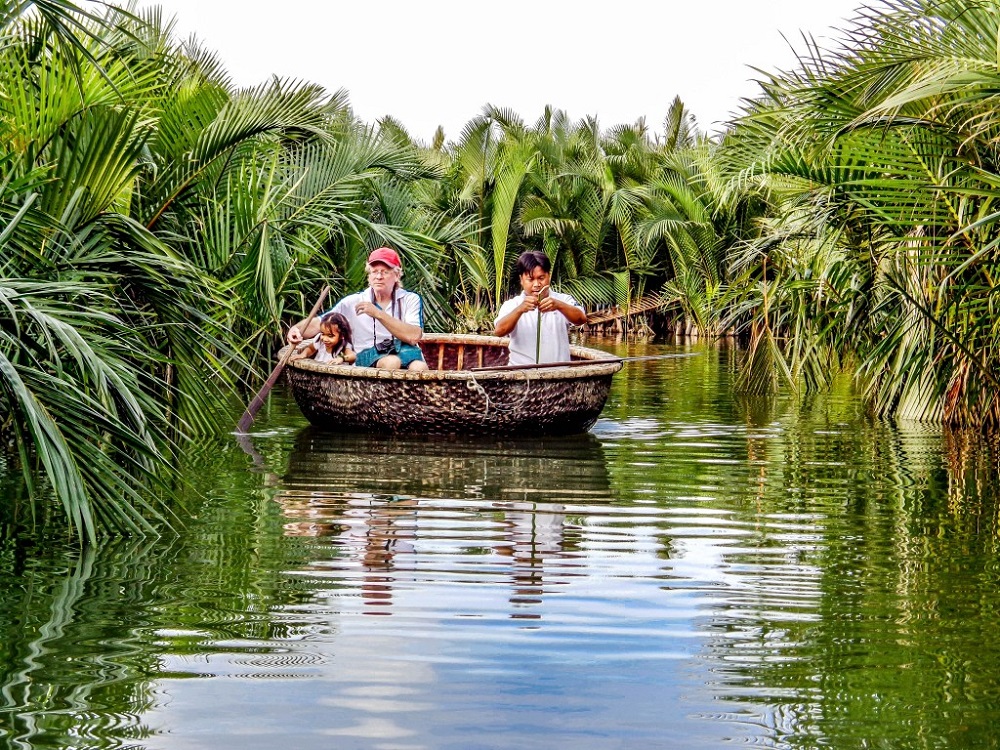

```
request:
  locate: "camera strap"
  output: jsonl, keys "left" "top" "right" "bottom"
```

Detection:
{"left": 371, "top": 285, "right": 399, "bottom": 351}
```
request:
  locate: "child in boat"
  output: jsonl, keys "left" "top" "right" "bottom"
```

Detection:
{"left": 493, "top": 251, "right": 587, "bottom": 365}
{"left": 292, "top": 312, "right": 356, "bottom": 365}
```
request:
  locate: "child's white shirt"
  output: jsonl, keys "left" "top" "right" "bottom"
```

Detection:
{"left": 308, "top": 335, "right": 346, "bottom": 363}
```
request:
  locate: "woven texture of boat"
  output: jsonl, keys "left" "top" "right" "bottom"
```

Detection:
{"left": 283, "top": 333, "right": 623, "bottom": 436}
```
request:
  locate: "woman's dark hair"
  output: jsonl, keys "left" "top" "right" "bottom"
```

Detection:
{"left": 514, "top": 251, "right": 551, "bottom": 277}
{"left": 320, "top": 311, "right": 353, "bottom": 344}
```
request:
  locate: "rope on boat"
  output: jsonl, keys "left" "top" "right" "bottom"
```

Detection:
{"left": 465, "top": 369, "right": 534, "bottom": 417}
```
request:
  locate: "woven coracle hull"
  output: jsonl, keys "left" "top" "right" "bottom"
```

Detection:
{"left": 283, "top": 333, "right": 622, "bottom": 436}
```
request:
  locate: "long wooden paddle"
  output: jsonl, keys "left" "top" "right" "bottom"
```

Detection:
{"left": 236, "top": 285, "right": 330, "bottom": 433}
{"left": 470, "top": 352, "right": 699, "bottom": 373}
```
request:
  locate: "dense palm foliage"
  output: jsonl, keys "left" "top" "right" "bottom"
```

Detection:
{"left": 4, "top": 0, "right": 1000, "bottom": 539}
{"left": 0, "top": 1, "right": 464, "bottom": 539}
{"left": 428, "top": 97, "right": 743, "bottom": 329}
{"left": 0, "top": 2, "right": 213, "bottom": 538}
{"left": 719, "top": 0, "right": 1000, "bottom": 427}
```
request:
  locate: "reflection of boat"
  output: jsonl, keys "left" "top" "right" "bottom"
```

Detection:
{"left": 272, "top": 428, "right": 613, "bottom": 618}
{"left": 283, "top": 333, "right": 623, "bottom": 436}
{"left": 279, "top": 427, "right": 612, "bottom": 502}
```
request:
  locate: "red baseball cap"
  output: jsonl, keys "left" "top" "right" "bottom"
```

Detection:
{"left": 367, "top": 247, "right": 401, "bottom": 269}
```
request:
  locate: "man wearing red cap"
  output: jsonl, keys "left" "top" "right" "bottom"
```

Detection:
{"left": 287, "top": 247, "right": 428, "bottom": 370}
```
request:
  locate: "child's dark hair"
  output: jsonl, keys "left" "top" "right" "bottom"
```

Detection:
{"left": 514, "top": 250, "right": 551, "bottom": 277}
{"left": 320, "top": 312, "right": 353, "bottom": 347}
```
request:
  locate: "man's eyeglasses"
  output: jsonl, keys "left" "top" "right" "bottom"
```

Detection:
{"left": 368, "top": 268, "right": 396, "bottom": 278}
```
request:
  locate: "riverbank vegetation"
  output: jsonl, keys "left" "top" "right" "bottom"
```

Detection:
{"left": 2, "top": 0, "right": 998, "bottom": 538}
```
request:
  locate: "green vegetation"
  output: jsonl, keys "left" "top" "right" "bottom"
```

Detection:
{"left": 719, "top": 0, "right": 1000, "bottom": 427}
{"left": 2, "top": 0, "right": 998, "bottom": 538}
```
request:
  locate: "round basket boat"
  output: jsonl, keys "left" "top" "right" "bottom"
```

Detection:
{"left": 283, "top": 333, "right": 623, "bottom": 436}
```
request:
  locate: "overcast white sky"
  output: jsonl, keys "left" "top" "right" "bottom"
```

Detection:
{"left": 150, "top": 0, "right": 864, "bottom": 142}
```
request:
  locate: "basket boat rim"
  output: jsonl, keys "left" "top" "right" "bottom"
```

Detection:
{"left": 284, "top": 333, "right": 623, "bottom": 381}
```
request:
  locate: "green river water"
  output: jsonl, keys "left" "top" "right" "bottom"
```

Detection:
{"left": 1, "top": 341, "right": 998, "bottom": 749}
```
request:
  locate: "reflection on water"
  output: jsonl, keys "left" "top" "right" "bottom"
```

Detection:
{"left": 1, "top": 344, "right": 1000, "bottom": 749}
{"left": 272, "top": 429, "right": 611, "bottom": 621}
{"left": 281, "top": 427, "right": 612, "bottom": 499}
